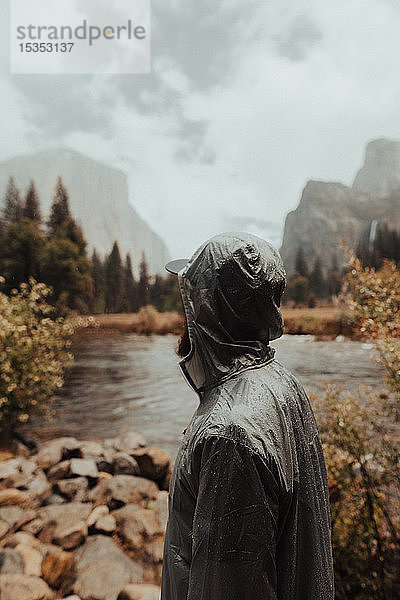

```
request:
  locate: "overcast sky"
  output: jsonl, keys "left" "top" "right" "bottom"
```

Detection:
{"left": 1, "top": 0, "right": 400, "bottom": 258}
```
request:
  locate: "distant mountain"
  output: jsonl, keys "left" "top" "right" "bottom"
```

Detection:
{"left": 0, "top": 148, "right": 170, "bottom": 275}
{"left": 280, "top": 139, "right": 400, "bottom": 275}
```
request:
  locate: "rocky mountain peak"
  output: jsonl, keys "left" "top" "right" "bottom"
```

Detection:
{"left": 0, "top": 148, "right": 170, "bottom": 276}
{"left": 353, "top": 138, "right": 400, "bottom": 196}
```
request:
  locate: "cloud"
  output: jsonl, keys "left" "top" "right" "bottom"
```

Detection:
{"left": 2, "top": 0, "right": 400, "bottom": 259}
{"left": 274, "top": 15, "right": 322, "bottom": 61}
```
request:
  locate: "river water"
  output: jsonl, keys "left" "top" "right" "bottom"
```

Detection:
{"left": 26, "top": 331, "right": 384, "bottom": 457}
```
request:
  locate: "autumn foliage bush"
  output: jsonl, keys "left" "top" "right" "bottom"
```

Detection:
{"left": 312, "top": 254, "right": 400, "bottom": 599}
{"left": 0, "top": 277, "right": 75, "bottom": 430}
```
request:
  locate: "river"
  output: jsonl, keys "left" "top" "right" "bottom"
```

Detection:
{"left": 26, "top": 331, "right": 384, "bottom": 457}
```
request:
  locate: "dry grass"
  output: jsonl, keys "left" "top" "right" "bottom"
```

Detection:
{"left": 282, "top": 306, "right": 354, "bottom": 338}
{"left": 81, "top": 305, "right": 354, "bottom": 338}
{"left": 86, "top": 306, "right": 184, "bottom": 336}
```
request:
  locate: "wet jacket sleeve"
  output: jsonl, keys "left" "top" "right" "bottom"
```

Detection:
{"left": 188, "top": 434, "right": 279, "bottom": 600}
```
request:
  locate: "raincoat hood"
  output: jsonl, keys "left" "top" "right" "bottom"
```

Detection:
{"left": 178, "top": 232, "right": 286, "bottom": 393}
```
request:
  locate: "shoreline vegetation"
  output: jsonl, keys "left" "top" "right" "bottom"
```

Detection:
{"left": 78, "top": 305, "right": 357, "bottom": 339}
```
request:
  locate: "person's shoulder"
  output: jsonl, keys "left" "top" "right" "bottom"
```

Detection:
{"left": 263, "top": 358, "right": 308, "bottom": 395}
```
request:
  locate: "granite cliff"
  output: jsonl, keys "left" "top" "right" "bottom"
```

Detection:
{"left": 280, "top": 139, "right": 400, "bottom": 275}
{"left": 0, "top": 148, "right": 170, "bottom": 275}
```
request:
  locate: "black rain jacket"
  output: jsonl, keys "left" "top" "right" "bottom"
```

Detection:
{"left": 161, "top": 232, "right": 334, "bottom": 600}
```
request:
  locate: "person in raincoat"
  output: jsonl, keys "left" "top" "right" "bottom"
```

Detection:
{"left": 161, "top": 232, "right": 334, "bottom": 600}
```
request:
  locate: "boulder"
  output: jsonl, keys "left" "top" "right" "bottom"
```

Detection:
{"left": 113, "top": 505, "right": 163, "bottom": 550}
{"left": 94, "top": 514, "right": 116, "bottom": 535}
{"left": 14, "top": 543, "right": 42, "bottom": 576}
{"left": 70, "top": 458, "right": 98, "bottom": 478}
{"left": 154, "top": 492, "right": 168, "bottom": 532}
{"left": 47, "top": 460, "right": 71, "bottom": 481}
{"left": 112, "top": 453, "right": 139, "bottom": 476}
{"left": 36, "top": 437, "right": 82, "bottom": 470}
{"left": 36, "top": 503, "right": 91, "bottom": 549}
{"left": 73, "top": 535, "right": 143, "bottom": 600}
{"left": 2, "top": 531, "right": 43, "bottom": 550}
{"left": 0, "top": 488, "right": 31, "bottom": 507}
{"left": 89, "top": 475, "right": 158, "bottom": 509}
{"left": 0, "top": 573, "right": 55, "bottom": 599}
{"left": 106, "top": 432, "right": 147, "bottom": 455}
{"left": 0, "top": 506, "right": 25, "bottom": 529}
{"left": 159, "top": 463, "right": 172, "bottom": 491}
{"left": 132, "top": 449, "right": 170, "bottom": 483}
{"left": 25, "top": 470, "right": 51, "bottom": 502}
{"left": 144, "top": 539, "right": 164, "bottom": 564}
{"left": 117, "top": 584, "right": 160, "bottom": 600}
{"left": 0, "top": 458, "right": 37, "bottom": 489}
{"left": 75, "top": 535, "right": 143, "bottom": 578}
{"left": 0, "top": 520, "right": 10, "bottom": 538}
{"left": 56, "top": 477, "right": 89, "bottom": 502}
{"left": 41, "top": 550, "right": 75, "bottom": 589}
{"left": 79, "top": 440, "right": 104, "bottom": 458}
{"left": 87, "top": 505, "right": 109, "bottom": 527}
{"left": 0, "top": 547, "right": 24, "bottom": 574}
{"left": 42, "top": 494, "right": 65, "bottom": 506}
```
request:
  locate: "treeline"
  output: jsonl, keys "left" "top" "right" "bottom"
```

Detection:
{"left": 284, "top": 248, "right": 342, "bottom": 307}
{"left": 0, "top": 176, "right": 182, "bottom": 315}
{"left": 356, "top": 223, "right": 400, "bottom": 269}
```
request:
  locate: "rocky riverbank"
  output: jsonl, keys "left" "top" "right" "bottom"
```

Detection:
{"left": 0, "top": 432, "right": 171, "bottom": 600}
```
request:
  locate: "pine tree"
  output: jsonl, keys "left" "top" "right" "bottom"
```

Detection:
{"left": 138, "top": 252, "right": 151, "bottom": 307}
{"left": 1, "top": 220, "right": 45, "bottom": 292}
{"left": 105, "top": 241, "right": 124, "bottom": 313}
{"left": 121, "top": 253, "right": 137, "bottom": 312}
{"left": 3, "top": 177, "right": 22, "bottom": 223}
{"left": 327, "top": 253, "right": 342, "bottom": 297}
{"left": 91, "top": 250, "right": 106, "bottom": 313}
{"left": 23, "top": 180, "right": 42, "bottom": 223}
{"left": 294, "top": 247, "right": 309, "bottom": 278}
{"left": 42, "top": 217, "right": 93, "bottom": 314}
{"left": 310, "top": 256, "right": 326, "bottom": 298}
{"left": 47, "top": 177, "right": 71, "bottom": 235}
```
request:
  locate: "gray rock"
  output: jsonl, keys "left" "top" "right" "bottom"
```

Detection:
{"left": 107, "top": 432, "right": 147, "bottom": 455}
{"left": 117, "top": 584, "right": 160, "bottom": 600}
{"left": 0, "top": 506, "right": 25, "bottom": 528}
{"left": 42, "top": 494, "right": 65, "bottom": 506}
{"left": 79, "top": 440, "right": 104, "bottom": 458}
{"left": 0, "top": 548, "right": 24, "bottom": 574}
{"left": 113, "top": 504, "right": 163, "bottom": 550}
{"left": 25, "top": 470, "right": 51, "bottom": 502}
{"left": 94, "top": 514, "right": 116, "bottom": 535}
{"left": 35, "top": 503, "right": 91, "bottom": 549}
{"left": 56, "top": 477, "right": 89, "bottom": 501}
{"left": 87, "top": 505, "right": 109, "bottom": 527}
{"left": 89, "top": 475, "right": 158, "bottom": 509}
{"left": 0, "top": 458, "right": 37, "bottom": 489}
{"left": 0, "top": 573, "right": 55, "bottom": 599}
{"left": 154, "top": 491, "right": 168, "bottom": 532}
{"left": 73, "top": 535, "right": 143, "bottom": 600}
{"left": 47, "top": 460, "right": 71, "bottom": 481}
{"left": 70, "top": 458, "right": 98, "bottom": 478}
{"left": 14, "top": 543, "right": 42, "bottom": 576}
{"left": 36, "top": 437, "right": 81, "bottom": 470}
{"left": 112, "top": 453, "right": 139, "bottom": 476}
{"left": 132, "top": 449, "right": 170, "bottom": 483}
